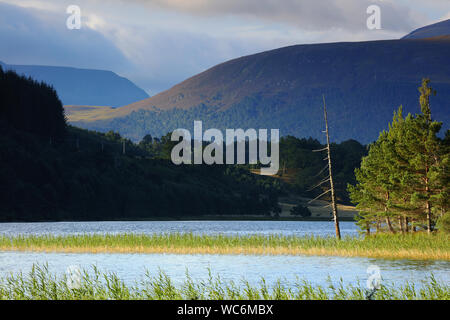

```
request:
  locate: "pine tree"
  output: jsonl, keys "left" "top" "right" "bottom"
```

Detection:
{"left": 348, "top": 132, "right": 397, "bottom": 234}
{"left": 382, "top": 106, "right": 418, "bottom": 232}
{"left": 349, "top": 79, "right": 447, "bottom": 234}
{"left": 396, "top": 79, "right": 442, "bottom": 233}
{"left": 429, "top": 130, "right": 449, "bottom": 221}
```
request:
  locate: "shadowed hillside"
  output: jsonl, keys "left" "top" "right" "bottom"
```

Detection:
{"left": 0, "top": 61, "right": 149, "bottom": 107}
{"left": 0, "top": 68, "right": 282, "bottom": 222}
{"left": 402, "top": 19, "right": 450, "bottom": 39}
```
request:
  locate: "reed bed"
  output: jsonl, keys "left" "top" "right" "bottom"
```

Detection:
{"left": 0, "top": 264, "right": 448, "bottom": 300}
{"left": 0, "top": 233, "right": 448, "bottom": 260}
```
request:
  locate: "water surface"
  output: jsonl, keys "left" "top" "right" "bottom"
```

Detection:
{"left": 0, "top": 221, "right": 447, "bottom": 290}
{"left": 0, "top": 251, "right": 448, "bottom": 289}
{"left": 0, "top": 220, "right": 358, "bottom": 237}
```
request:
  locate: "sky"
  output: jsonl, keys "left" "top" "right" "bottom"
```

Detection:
{"left": 1, "top": 0, "right": 449, "bottom": 95}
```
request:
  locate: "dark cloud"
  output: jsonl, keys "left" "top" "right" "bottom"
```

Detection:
{"left": 0, "top": 1, "right": 437, "bottom": 95}
{"left": 136, "top": 0, "right": 421, "bottom": 33}
{"left": 0, "top": 2, "right": 133, "bottom": 72}
{"left": 118, "top": 27, "right": 274, "bottom": 95}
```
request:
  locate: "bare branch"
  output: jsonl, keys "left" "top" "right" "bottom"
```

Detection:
{"left": 308, "top": 189, "right": 331, "bottom": 204}
{"left": 307, "top": 177, "right": 330, "bottom": 191}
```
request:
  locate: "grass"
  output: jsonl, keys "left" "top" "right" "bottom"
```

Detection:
{"left": 0, "top": 233, "right": 448, "bottom": 260}
{"left": 0, "top": 264, "right": 448, "bottom": 300}
{"left": 63, "top": 105, "right": 117, "bottom": 122}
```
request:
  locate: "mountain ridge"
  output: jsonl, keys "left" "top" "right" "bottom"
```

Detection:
{"left": 0, "top": 61, "right": 149, "bottom": 107}
{"left": 402, "top": 19, "right": 450, "bottom": 39}
{"left": 72, "top": 35, "right": 450, "bottom": 143}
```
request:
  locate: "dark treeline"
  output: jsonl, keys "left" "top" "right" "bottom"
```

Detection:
{"left": 0, "top": 124, "right": 282, "bottom": 221}
{"left": 0, "top": 69, "right": 281, "bottom": 222}
{"left": 135, "top": 132, "right": 367, "bottom": 205}
{"left": 0, "top": 66, "right": 66, "bottom": 138}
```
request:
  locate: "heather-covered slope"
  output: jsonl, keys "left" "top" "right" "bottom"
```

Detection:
{"left": 74, "top": 36, "right": 450, "bottom": 143}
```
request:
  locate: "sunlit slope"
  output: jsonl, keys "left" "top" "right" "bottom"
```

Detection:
{"left": 64, "top": 105, "right": 117, "bottom": 122}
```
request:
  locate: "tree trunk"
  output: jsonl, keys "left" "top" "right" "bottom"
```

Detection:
{"left": 425, "top": 167, "right": 432, "bottom": 234}
{"left": 323, "top": 96, "right": 341, "bottom": 240}
{"left": 383, "top": 192, "right": 395, "bottom": 233}
{"left": 405, "top": 216, "right": 409, "bottom": 233}
{"left": 426, "top": 201, "right": 432, "bottom": 234}
{"left": 386, "top": 217, "right": 396, "bottom": 234}
{"left": 399, "top": 216, "right": 405, "bottom": 234}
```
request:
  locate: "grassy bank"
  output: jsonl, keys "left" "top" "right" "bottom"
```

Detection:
{"left": 0, "top": 233, "right": 448, "bottom": 260}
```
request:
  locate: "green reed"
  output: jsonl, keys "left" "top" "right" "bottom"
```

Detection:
{"left": 0, "top": 264, "right": 448, "bottom": 300}
{"left": 0, "top": 232, "right": 448, "bottom": 260}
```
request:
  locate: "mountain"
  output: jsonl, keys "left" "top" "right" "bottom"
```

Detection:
{"left": 0, "top": 61, "right": 149, "bottom": 107}
{"left": 70, "top": 24, "right": 450, "bottom": 143}
{"left": 402, "top": 19, "right": 450, "bottom": 39}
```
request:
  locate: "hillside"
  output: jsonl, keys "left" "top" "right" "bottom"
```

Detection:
{"left": 0, "top": 124, "right": 284, "bottom": 221}
{"left": 0, "top": 68, "right": 281, "bottom": 221}
{"left": 402, "top": 19, "right": 450, "bottom": 39}
{"left": 64, "top": 105, "right": 116, "bottom": 122}
{"left": 71, "top": 35, "right": 450, "bottom": 143}
{"left": 0, "top": 61, "right": 148, "bottom": 107}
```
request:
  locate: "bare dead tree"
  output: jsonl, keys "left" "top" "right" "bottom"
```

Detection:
{"left": 309, "top": 95, "right": 341, "bottom": 240}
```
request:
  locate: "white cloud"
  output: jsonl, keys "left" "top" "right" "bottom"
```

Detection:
{"left": 440, "top": 11, "right": 450, "bottom": 21}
